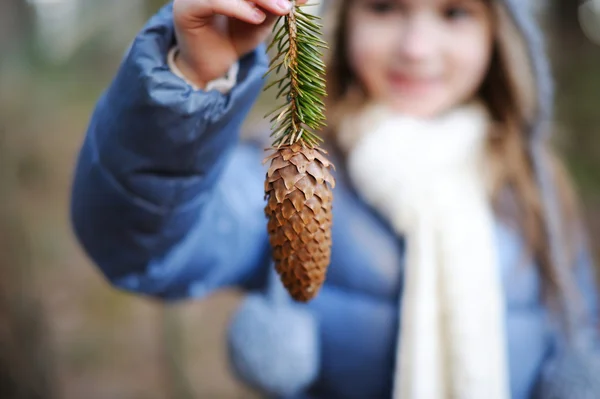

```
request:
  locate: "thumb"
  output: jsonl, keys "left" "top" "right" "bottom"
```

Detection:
{"left": 229, "top": 11, "right": 280, "bottom": 57}
{"left": 230, "top": 0, "right": 311, "bottom": 57}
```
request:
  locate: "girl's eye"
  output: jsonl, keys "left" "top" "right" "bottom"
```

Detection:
{"left": 366, "top": 0, "right": 396, "bottom": 14}
{"left": 443, "top": 6, "right": 472, "bottom": 21}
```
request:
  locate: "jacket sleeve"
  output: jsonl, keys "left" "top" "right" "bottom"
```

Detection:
{"left": 70, "top": 3, "right": 272, "bottom": 301}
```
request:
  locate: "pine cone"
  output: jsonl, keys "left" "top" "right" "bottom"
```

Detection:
{"left": 264, "top": 143, "right": 335, "bottom": 302}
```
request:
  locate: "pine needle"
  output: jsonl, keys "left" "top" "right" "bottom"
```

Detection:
{"left": 263, "top": 1, "right": 327, "bottom": 149}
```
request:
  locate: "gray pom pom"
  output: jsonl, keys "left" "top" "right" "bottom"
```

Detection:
{"left": 227, "top": 294, "right": 320, "bottom": 397}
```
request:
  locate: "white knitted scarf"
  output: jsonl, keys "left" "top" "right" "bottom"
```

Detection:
{"left": 337, "top": 101, "right": 510, "bottom": 399}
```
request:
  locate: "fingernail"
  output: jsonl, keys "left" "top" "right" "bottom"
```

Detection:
{"left": 253, "top": 7, "right": 266, "bottom": 22}
{"left": 277, "top": 0, "right": 292, "bottom": 11}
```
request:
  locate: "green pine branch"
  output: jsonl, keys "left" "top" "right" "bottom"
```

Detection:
{"left": 263, "top": 2, "right": 328, "bottom": 148}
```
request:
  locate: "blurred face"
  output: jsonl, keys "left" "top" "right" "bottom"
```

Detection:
{"left": 346, "top": 0, "right": 494, "bottom": 117}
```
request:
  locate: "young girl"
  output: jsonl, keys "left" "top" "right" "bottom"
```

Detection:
{"left": 70, "top": 0, "right": 600, "bottom": 398}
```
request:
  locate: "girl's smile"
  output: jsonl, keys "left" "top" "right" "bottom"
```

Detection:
{"left": 387, "top": 71, "right": 443, "bottom": 97}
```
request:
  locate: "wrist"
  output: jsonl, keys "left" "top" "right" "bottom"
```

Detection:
{"left": 167, "top": 47, "right": 239, "bottom": 93}
{"left": 169, "top": 47, "right": 207, "bottom": 90}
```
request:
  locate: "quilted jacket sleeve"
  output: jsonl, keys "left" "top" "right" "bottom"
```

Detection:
{"left": 70, "top": 3, "right": 272, "bottom": 300}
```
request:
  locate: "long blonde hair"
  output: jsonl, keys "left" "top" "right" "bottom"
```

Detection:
{"left": 322, "top": 0, "right": 584, "bottom": 304}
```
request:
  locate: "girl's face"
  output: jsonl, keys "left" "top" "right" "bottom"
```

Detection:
{"left": 347, "top": 0, "right": 494, "bottom": 117}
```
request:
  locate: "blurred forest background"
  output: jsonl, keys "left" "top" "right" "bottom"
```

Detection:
{"left": 0, "top": 1, "right": 599, "bottom": 398}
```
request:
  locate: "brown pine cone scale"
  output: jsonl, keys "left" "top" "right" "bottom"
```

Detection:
{"left": 264, "top": 143, "right": 335, "bottom": 302}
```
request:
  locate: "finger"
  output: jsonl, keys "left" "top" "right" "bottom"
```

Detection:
{"left": 254, "top": 0, "right": 312, "bottom": 33}
{"left": 174, "top": 0, "right": 268, "bottom": 28}
{"left": 250, "top": 0, "right": 294, "bottom": 16}
{"left": 250, "top": 0, "right": 311, "bottom": 15}
{"left": 229, "top": 0, "right": 317, "bottom": 56}
{"left": 229, "top": 11, "right": 279, "bottom": 56}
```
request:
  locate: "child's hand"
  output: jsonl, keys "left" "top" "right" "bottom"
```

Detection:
{"left": 173, "top": 0, "right": 306, "bottom": 89}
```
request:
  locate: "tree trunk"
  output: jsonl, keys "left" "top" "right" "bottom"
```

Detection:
{"left": 0, "top": 125, "right": 56, "bottom": 399}
{"left": 550, "top": 0, "right": 585, "bottom": 44}
{"left": 0, "top": 0, "right": 32, "bottom": 53}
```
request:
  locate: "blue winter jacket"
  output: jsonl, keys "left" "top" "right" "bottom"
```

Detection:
{"left": 70, "top": 4, "right": 600, "bottom": 399}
